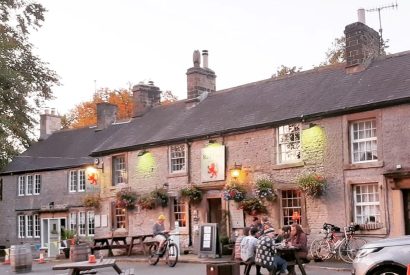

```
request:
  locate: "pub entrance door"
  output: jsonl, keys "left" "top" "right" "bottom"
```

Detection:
{"left": 403, "top": 190, "right": 410, "bottom": 235}
{"left": 208, "top": 198, "right": 225, "bottom": 235}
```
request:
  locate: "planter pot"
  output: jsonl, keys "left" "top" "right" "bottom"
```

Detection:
{"left": 70, "top": 243, "right": 89, "bottom": 262}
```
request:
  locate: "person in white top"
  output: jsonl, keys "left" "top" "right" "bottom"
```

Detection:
{"left": 241, "top": 227, "right": 262, "bottom": 275}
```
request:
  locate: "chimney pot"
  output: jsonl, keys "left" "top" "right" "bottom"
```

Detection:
{"left": 148, "top": 81, "right": 154, "bottom": 86}
{"left": 357, "top": 8, "right": 366, "bottom": 24}
{"left": 202, "top": 50, "right": 209, "bottom": 68}
{"left": 193, "top": 50, "right": 201, "bottom": 67}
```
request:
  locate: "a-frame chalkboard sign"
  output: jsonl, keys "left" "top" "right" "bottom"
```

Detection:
{"left": 198, "top": 223, "right": 221, "bottom": 258}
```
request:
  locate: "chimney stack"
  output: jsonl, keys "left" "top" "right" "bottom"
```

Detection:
{"left": 132, "top": 81, "right": 161, "bottom": 117}
{"left": 357, "top": 8, "right": 366, "bottom": 24}
{"left": 344, "top": 22, "right": 380, "bottom": 74}
{"left": 186, "top": 50, "right": 216, "bottom": 100}
{"left": 39, "top": 108, "right": 62, "bottom": 140}
{"left": 96, "top": 102, "right": 118, "bottom": 130}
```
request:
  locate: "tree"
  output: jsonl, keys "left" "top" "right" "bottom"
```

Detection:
{"left": 0, "top": 0, "right": 59, "bottom": 170}
{"left": 64, "top": 88, "right": 178, "bottom": 129}
{"left": 273, "top": 65, "right": 302, "bottom": 77}
{"left": 321, "top": 36, "right": 389, "bottom": 66}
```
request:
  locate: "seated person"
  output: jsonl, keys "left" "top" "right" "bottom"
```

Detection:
{"left": 152, "top": 214, "right": 169, "bottom": 254}
{"left": 234, "top": 227, "right": 250, "bottom": 261}
{"left": 255, "top": 226, "right": 288, "bottom": 275}
{"left": 286, "top": 223, "right": 309, "bottom": 274}
{"left": 275, "top": 225, "right": 291, "bottom": 243}
{"left": 240, "top": 227, "right": 262, "bottom": 275}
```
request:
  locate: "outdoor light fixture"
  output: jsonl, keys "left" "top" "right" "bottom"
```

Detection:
{"left": 309, "top": 123, "right": 317, "bottom": 128}
{"left": 138, "top": 150, "right": 148, "bottom": 157}
{"left": 163, "top": 182, "right": 169, "bottom": 189}
{"left": 230, "top": 162, "right": 242, "bottom": 179}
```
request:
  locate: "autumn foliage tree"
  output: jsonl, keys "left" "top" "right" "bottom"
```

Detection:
{"left": 63, "top": 88, "right": 178, "bottom": 129}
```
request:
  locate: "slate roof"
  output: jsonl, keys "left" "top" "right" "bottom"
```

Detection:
{"left": 3, "top": 51, "right": 410, "bottom": 173}
{"left": 0, "top": 124, "right": 121, "bottom": 174}
{"left": 91, "top": 51, "right": 410, "bottom": 156}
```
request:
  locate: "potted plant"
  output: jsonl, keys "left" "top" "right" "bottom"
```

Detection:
{"left": 240, "top": 197, "right": 268, "bottom": 215}
{"left": 116, "top": 189, "right": 138, "bottom": 210}
{"left": 222, "top": 181, "right": 246, "bottom": 202}
{"left": 82, "top": 193, "right": 101, "bottom": 209}
{"left": 180, "top": 186, "right": 203, "bottom": 204}
{"left": 137, "top": 194, "right": 156, "bottom": 210}
{"left": 151, "top": 188, "right": 169, "bottom": 207}
{"left": 254, "top": 176, "right": 276, "bottom": 201}
{"left": 61, "top": 228, "right": 76, "bottom": 258}
{"left": 297, "top": 173, "right": 327, "bottom": 197}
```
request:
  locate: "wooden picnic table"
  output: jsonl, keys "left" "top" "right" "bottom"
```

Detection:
{"left": 91, "top": 236, "right": 128, "bottom": 257}
{"left": 275, "top": 246, "right": 307, "bottom": 275}
{"left": 127, "top": 234, "right": 154, "bottom": 256}
{"left": 52, "top": 258, "right": 122, "bottom": 275}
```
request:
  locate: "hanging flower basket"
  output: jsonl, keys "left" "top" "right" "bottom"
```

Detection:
{"left": 240, "top": 197, "right": 268, "bottom": 215}
{"left": 180, "top": 186, "right": 203, "bottom": 204}
{"left": 151, "top": 188, "right": 169, "bottom": 207}
{"left": 116, "top": 189, "right": 138, "bottom": 210}
{"left": 254, "top": 176, "right": 277, "bottom": 202}
{"left": 137, "top": 194, "right": 156, "bottom": 210}
{"left": 297, "top": 173, "right": 327, "bottom": 197}
{"left": 223, "top": 182, "right": 246, "bottom": 202}
{"left": 82, "top": 193, "right": 101, "bottom": 209}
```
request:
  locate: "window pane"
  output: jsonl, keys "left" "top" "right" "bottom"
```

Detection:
{"left": 113, "top": 156, "right": 126, "bottom": 185}
{"left": 353, "top": 184, "right": 380, "bottom": 224}
{"left": 278, "top": 124, "right": 301, "bottom": 164}
{"left": 170, "top": 145, "right": 186, "bottom": 173}
{"left": 351, "top": 119, "right": 377, "bottom": 164}
{"left": 281, "top": 190, "right": 302, "bottom": 225}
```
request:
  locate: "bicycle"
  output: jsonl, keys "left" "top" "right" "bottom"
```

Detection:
{"left": 310, "top": 223, "right": 366, "bottom": 263}
{"left": 148, "top": 234, "right": 179, "bottom": 267}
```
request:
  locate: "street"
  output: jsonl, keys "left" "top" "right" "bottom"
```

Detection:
{"left": 0, "top": 260, "right": 351, "bottom": 275}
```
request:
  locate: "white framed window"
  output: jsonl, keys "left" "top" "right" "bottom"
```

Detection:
{"left": 26, "top": 175, "right": 33, "bottom": 195}
{"left": 69, "top": 170, "right": 85, "bottom": 192}
{"left": 26, "top": 215, "right": 33, "bottom": 238}
{"left": 78, "top": 170, "right": 86, "bottom": 192}
{"left": 87, "top": 211, "right": 95, "bottom": 236}
{"left": 18, "top": 215, "right": 25, "bottom": 238}
{"left": 353, "top": 184, "right": 380, "bottom": 224}
{"left": 33, "top": 214, "right": 40, "bottom": 238}
{"left": 281, "top": 190, "right": 302, "bottom": 225}
{"left": 69, "top": 212, "right": 77, "bottom": 232}
{"left": 169, "top": 145, "right": 187, "bottom": 173}
{"left": 277, "top": 124, "right": 301, "bottom": 163}
{"left": 18, "top": 176, "right": 25, "bottom": 196}
{"left": 79, "top": 212, "right": 86, "bottom": 236}
{"left": 113, "top": 155, "right": 126, "bottom": 185}
{"left": 69, "top": 170, "right": 78, "bottom": 192}
{"left": 350, "top": 119, "right": 377, "bottom": 163}
{"left": 173, "top": 199, "right": 187, "bottom": 227}
{"left": 34, "top": 175, "right": 41, "bottom": 195}
{"left": 114, "top": 206, "right": 126, "bottom": 229}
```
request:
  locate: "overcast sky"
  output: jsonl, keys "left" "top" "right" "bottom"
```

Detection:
{"left": 31, "top": 0, "right": 409, "bottom": 115}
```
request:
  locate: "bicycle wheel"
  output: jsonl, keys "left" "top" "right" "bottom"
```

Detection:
{"left": 347, "top": 237, "right": 367, "bottom": 262}
{"left": 309, "top": 239, "right": 321, "bottom": 259}
{"left": 337, "top": 239, "right": 352, "bottom": 263}
{"left": 148, "top": 243, "right": 160, "bottom": 265}
{"left": 165, "top": 243, "right": 178, "bottom": 267}
{"left": 316, "top": 239, "right": 332, "bottom": 260}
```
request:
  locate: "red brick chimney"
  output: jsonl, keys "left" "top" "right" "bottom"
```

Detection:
{"left": 186, "top": 50, "right": 216, "bottom": 99}
{"left": 96, "top": 102, "right": 117, "bottom": 130}
{"left": 344, "top": 22, "right": 380, "bottom": 74}
{"left": 132, "top": 81, "right": 161, "bottom": 117}
{"left": 39, "top": 108, "right": 61, "bottom": 140}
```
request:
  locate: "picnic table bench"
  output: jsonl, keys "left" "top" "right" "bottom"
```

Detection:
{"left": 127, "top": 234, "right": 154, "bottom": 256}
{"left": 53, "top": 258, "right": 123, "bottom": 275}
{"left": 91, "top": 236, "right": 128, "bottom": 257}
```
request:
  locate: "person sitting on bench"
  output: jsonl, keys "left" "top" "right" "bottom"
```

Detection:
{"left": 241, "top": 227, "right": 262, "bottom": 275}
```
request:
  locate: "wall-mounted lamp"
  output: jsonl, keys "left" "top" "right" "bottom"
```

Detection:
{"left": 138, "top": 150, "right": 149, "bottom": 157}
{"left": 230, "top": 162, "right": 242, "bottom": 179}
{"left": 309, "top": 123, "right": 317, "bottom": 128}
{"left": 163, "top": 182, "right": 169, "bottom": 189}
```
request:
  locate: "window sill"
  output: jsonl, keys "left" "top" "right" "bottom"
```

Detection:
{"left": 359, "top": 223, "right": 383, "bottom": 231}
{"left": 344, "top": 161, "right": 384, "bottom": 170}
{"left": 272, "top": 161, "right": 304, "bottom": 170}
{"left": 167, "top": 172, "right": 188, "bottom": 179}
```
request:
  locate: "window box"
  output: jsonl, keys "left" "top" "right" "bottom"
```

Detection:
{"left": 359, "top": 223, "right": 383, "bottom": 231}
